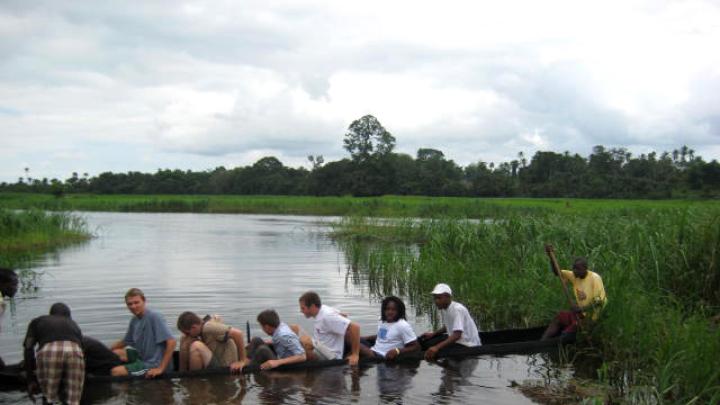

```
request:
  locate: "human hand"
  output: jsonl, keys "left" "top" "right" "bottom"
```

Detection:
{"left": 384, "top": 348, "right": 399, "bottom": 360}
{"left": 230, "top": 359, "right": 248, "bottom": 373}
{"left": 347, "top": 353, "right": 359, "bottom": 367}
{"left": 424, "top": 346, "right": 439, "bottom": 361}
{"left": 145, "top": 367, "right": 164, "bottom": 378}
{"left": 260, "top": 359, "right": 281, "bottom": 370}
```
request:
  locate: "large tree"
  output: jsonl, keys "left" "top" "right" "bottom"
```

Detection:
{"left": 343, "top": 115, "right": 396, "bottom": 162}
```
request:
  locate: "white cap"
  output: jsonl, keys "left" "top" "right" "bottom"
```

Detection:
{"left": 430, "top": 283, "right": 452, "bottom": 295}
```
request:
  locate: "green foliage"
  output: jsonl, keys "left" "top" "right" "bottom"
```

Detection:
{"left": 0, "top": 209, "right": 90, "bottom": 267}
{"left": 333, "top": 205, "right": 720, "bottom": 403}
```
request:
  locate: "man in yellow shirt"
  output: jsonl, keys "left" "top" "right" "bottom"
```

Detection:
{"left": 541, "top": 256, "right": 607, "bottom": 340}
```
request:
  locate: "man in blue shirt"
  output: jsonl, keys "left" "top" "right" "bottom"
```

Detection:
{"left": 111, "top": 288, "right": 176, "bottom": 378}
{"left": 248, "top": 309, "right": 306, "bottom": 370}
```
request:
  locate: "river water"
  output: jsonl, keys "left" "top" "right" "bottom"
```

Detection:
{"left": 0, "top": 212, "right": 558, "bottom": 404}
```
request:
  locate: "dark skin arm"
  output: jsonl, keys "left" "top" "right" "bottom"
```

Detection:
{"left": 384, "top": 340, "right": 421, "bottom": 360}
{"left": 424, "top": 330, "right": 462, "bottom": 360}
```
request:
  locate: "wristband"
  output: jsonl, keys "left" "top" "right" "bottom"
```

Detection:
{"left": 395, "top": 348, "right": 401, "bottom": 355}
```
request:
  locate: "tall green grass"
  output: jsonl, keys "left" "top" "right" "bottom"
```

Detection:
{"left": 333, "top": 207, "right": 720, "bottom": 403}
{"left": 0, "top": 209, "right": 90, "bottom": 268}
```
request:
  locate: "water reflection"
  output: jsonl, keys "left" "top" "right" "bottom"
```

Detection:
{"left": 0, "top": 213, "right": 552, "bottom": 404}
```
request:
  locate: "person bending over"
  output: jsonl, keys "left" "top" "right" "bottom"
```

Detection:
{"left": 176, "top": 312, "right": 249, "bottom": 372}
{"left": 247, "top": 309, "right": 306, "bottom": 370}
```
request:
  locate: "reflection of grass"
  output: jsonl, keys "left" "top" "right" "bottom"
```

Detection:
{"left": 0, "top": 209, "right": 90, "bottom": 268}
{"left": 334, "top": 207, "right": 720, "bottom": 403}
{"left": 2, "top": 192, "right": 715, "bottom": 217}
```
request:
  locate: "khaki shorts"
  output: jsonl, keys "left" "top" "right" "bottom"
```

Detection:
{"left": 312, "top": 339, "right": 339, "bottom": 361}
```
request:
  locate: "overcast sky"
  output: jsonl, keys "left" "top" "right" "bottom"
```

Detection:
{"left": 1, "top": 0, "right": 719, "bottom": 182}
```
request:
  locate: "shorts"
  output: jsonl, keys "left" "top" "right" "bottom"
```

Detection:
{"left": 311, "top": 339, "right": 340, "bottom": 361}
{"left": 124, "top": 347, "right": 149, "bottom": 375}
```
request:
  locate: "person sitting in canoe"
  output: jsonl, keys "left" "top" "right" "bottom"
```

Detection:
{"left": 541, "top": 246, "right": 607, "bottom": 340}
{"left": 82, "top": 336, "right": 125, "bottom": 376}
{"left": 246, "top": 309, "right": 306, "bottom": 370}
{"left": 23, "top": 303, "right": 85, "bottom": 405}
{"left": 110, "top": 288, "right": 176, "bottom": 378}
{"left": 298, "top": 291, "right": 361, "bottom": 366}
{"left": 421, "top": 283, "right": 482, "bottom": 360}
{"left": 176, "top": 312, "right": 249, "bottom": 372}
{"left": 359, "top": 296, "right": 420, "bottom": 360}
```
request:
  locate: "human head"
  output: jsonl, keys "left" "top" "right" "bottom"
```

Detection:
{"left": 299, "top": 291, "right": 321, "bottom": 318}
{"left": 431, "top": 283, "right": 453, "bottom": 309}
{"left": 380, "top": 296, "right": 406, "bottom": 322}
{"left": 0, "top": 268, "right": 18, "bottom": 298}
{"left": 124, "top": 287, "right": 146, "bottom": 317}
{"left": 572, "top": 257, "right": 589, "bottom": 279}
{"left": 177, "top": 311, "right": 203, "bottom": 337}
{"left": 49, "top": 302, "right": 71, "bottom": 318}
{"left": 257, "top": 309, "right": 280, "bottom": 335}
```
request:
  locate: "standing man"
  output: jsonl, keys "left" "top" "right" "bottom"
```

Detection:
{"left": 23, "top": 303, "right": 84, "bottom": 405}
{"left": 176, "top": 312, "right": 249, "bottom": 372}
{"left": 422, "top": 283, "right": 481, "bottom": 360}
{"left": 111, "top": 288, "right": 176, "bottom": 378}
{"left": 541, "top": 247, "right": 607, "bottom": 340}
{"left": 298, "top": 291, "right": 361, "bottom": 366}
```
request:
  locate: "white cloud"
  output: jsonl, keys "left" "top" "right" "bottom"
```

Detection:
{"left": 1, "top": 0, "right": 719, "bottom": 182}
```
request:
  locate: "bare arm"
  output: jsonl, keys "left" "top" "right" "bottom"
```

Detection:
{"left": 425, "top": 330, "right": 462, "bottom": 360}
{"left": 146, "top": 338, "right": 176, "bottom": 378}
{"left": 261, "top": 353, "right": 307, "bottom": 370}
{"left": 228, "top": 328, "right": 249, "bottom": 372}
{"left": 110, "top": 340, "right": 127, "bottom": 350}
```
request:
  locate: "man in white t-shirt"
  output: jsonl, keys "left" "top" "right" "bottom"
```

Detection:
{"left": 298, "top": 291, "right": 361, "bottom": 366}
{"left": 421, "top": 283, "right": 481, "bottom": 360}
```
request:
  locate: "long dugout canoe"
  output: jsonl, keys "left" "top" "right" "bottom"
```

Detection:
{"left": 0, "top": 325, "right": 574, "bottom": 389}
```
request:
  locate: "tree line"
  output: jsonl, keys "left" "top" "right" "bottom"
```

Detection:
{"left": 3, "top": 115, "right": 719, "bottom": 198}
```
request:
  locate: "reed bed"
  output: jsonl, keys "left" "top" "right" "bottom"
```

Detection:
{"left": 333, "top": 207, "right": 720, "bottom": 403}
{"left": 0, "top": 209, "right": 90, "bottom": 267}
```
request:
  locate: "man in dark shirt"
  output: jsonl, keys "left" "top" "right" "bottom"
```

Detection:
{"left": 24, "top": 303, "right": 85, "bottom": 405}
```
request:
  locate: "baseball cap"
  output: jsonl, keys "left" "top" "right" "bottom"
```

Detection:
{"left": 430, "top": 283, "right": 452, "bottom": 295}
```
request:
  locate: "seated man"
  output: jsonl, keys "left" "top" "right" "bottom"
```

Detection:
{"left": 422, "top": 283, "right": 481, "bottom": 361}
{"left": 23, "top": 303, "right": 84, "bottom": 405}
{"left": 542, "top": 250, "right": 607, "bottom": 340}
{"left": 247, "top": 309, "right": 306, "bottom": 370}
{"left": 176, "top": 312, "right": 249, "bottom": 372}
{"left": 298, "top": 291, "right": 361, "bottom": 366}
{"left": 111, "top": 288, "right": 176, "bottom": 378}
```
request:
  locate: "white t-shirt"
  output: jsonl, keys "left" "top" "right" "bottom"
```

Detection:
{"left": 440, "top": 301, "right": 482, "bottom": 347}
{"left": 313, "top": 305, "right": 351, "bottom": 359}
{"left": 371, "top": 319, "right": 417, "bottom": 356}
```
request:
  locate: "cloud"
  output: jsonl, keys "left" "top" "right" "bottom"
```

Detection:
{"left": 1, "top": 0, "right": 719, "bottom": 182}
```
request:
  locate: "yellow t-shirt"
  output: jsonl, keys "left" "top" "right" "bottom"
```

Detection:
{"left": 561, "top": 270, "right": 607, "bottom": 319}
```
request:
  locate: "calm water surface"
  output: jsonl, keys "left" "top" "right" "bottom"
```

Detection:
{"left": 0, "top": 212, "right": 554, "bottom": 404}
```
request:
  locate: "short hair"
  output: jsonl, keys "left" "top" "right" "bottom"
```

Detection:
{"left": 257, "top": 309, "right": 280, "bottom": 328}
{"left": 380, "top": 296, "right": 407, "bottom": 322}
{"left": 573, "top": 257, "right": 588, "bottom": 270}
{"left": 299, "top": 291, "right": 321, "bottom": 308}
{"left": 49, "top": 302, "right": 71, "bottom": 318}
{"left": 124, "top": 288, "right": 145, "bottom": 302}
{"left": 0, "top": 267, "right": 18, "bottom": 298}
{"left": 177, "top": 311, "right": 202, "bottom": 331}
{"left": 0, "top": 268, "right": 17, "bottom": 283}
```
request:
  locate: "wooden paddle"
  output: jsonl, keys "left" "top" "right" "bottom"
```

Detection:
{"left": 545, "top": 244, "right": 578, "bottom": 312}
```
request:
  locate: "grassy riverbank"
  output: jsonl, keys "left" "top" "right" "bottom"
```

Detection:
{"left": 0, "top": 192, "right": 715, "bottom": 217}
{"left": 333, "top": 207, "right": 720, "bottom": 403}
{"left": 0, "top": 209, "right": 90, "bottom": 268}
